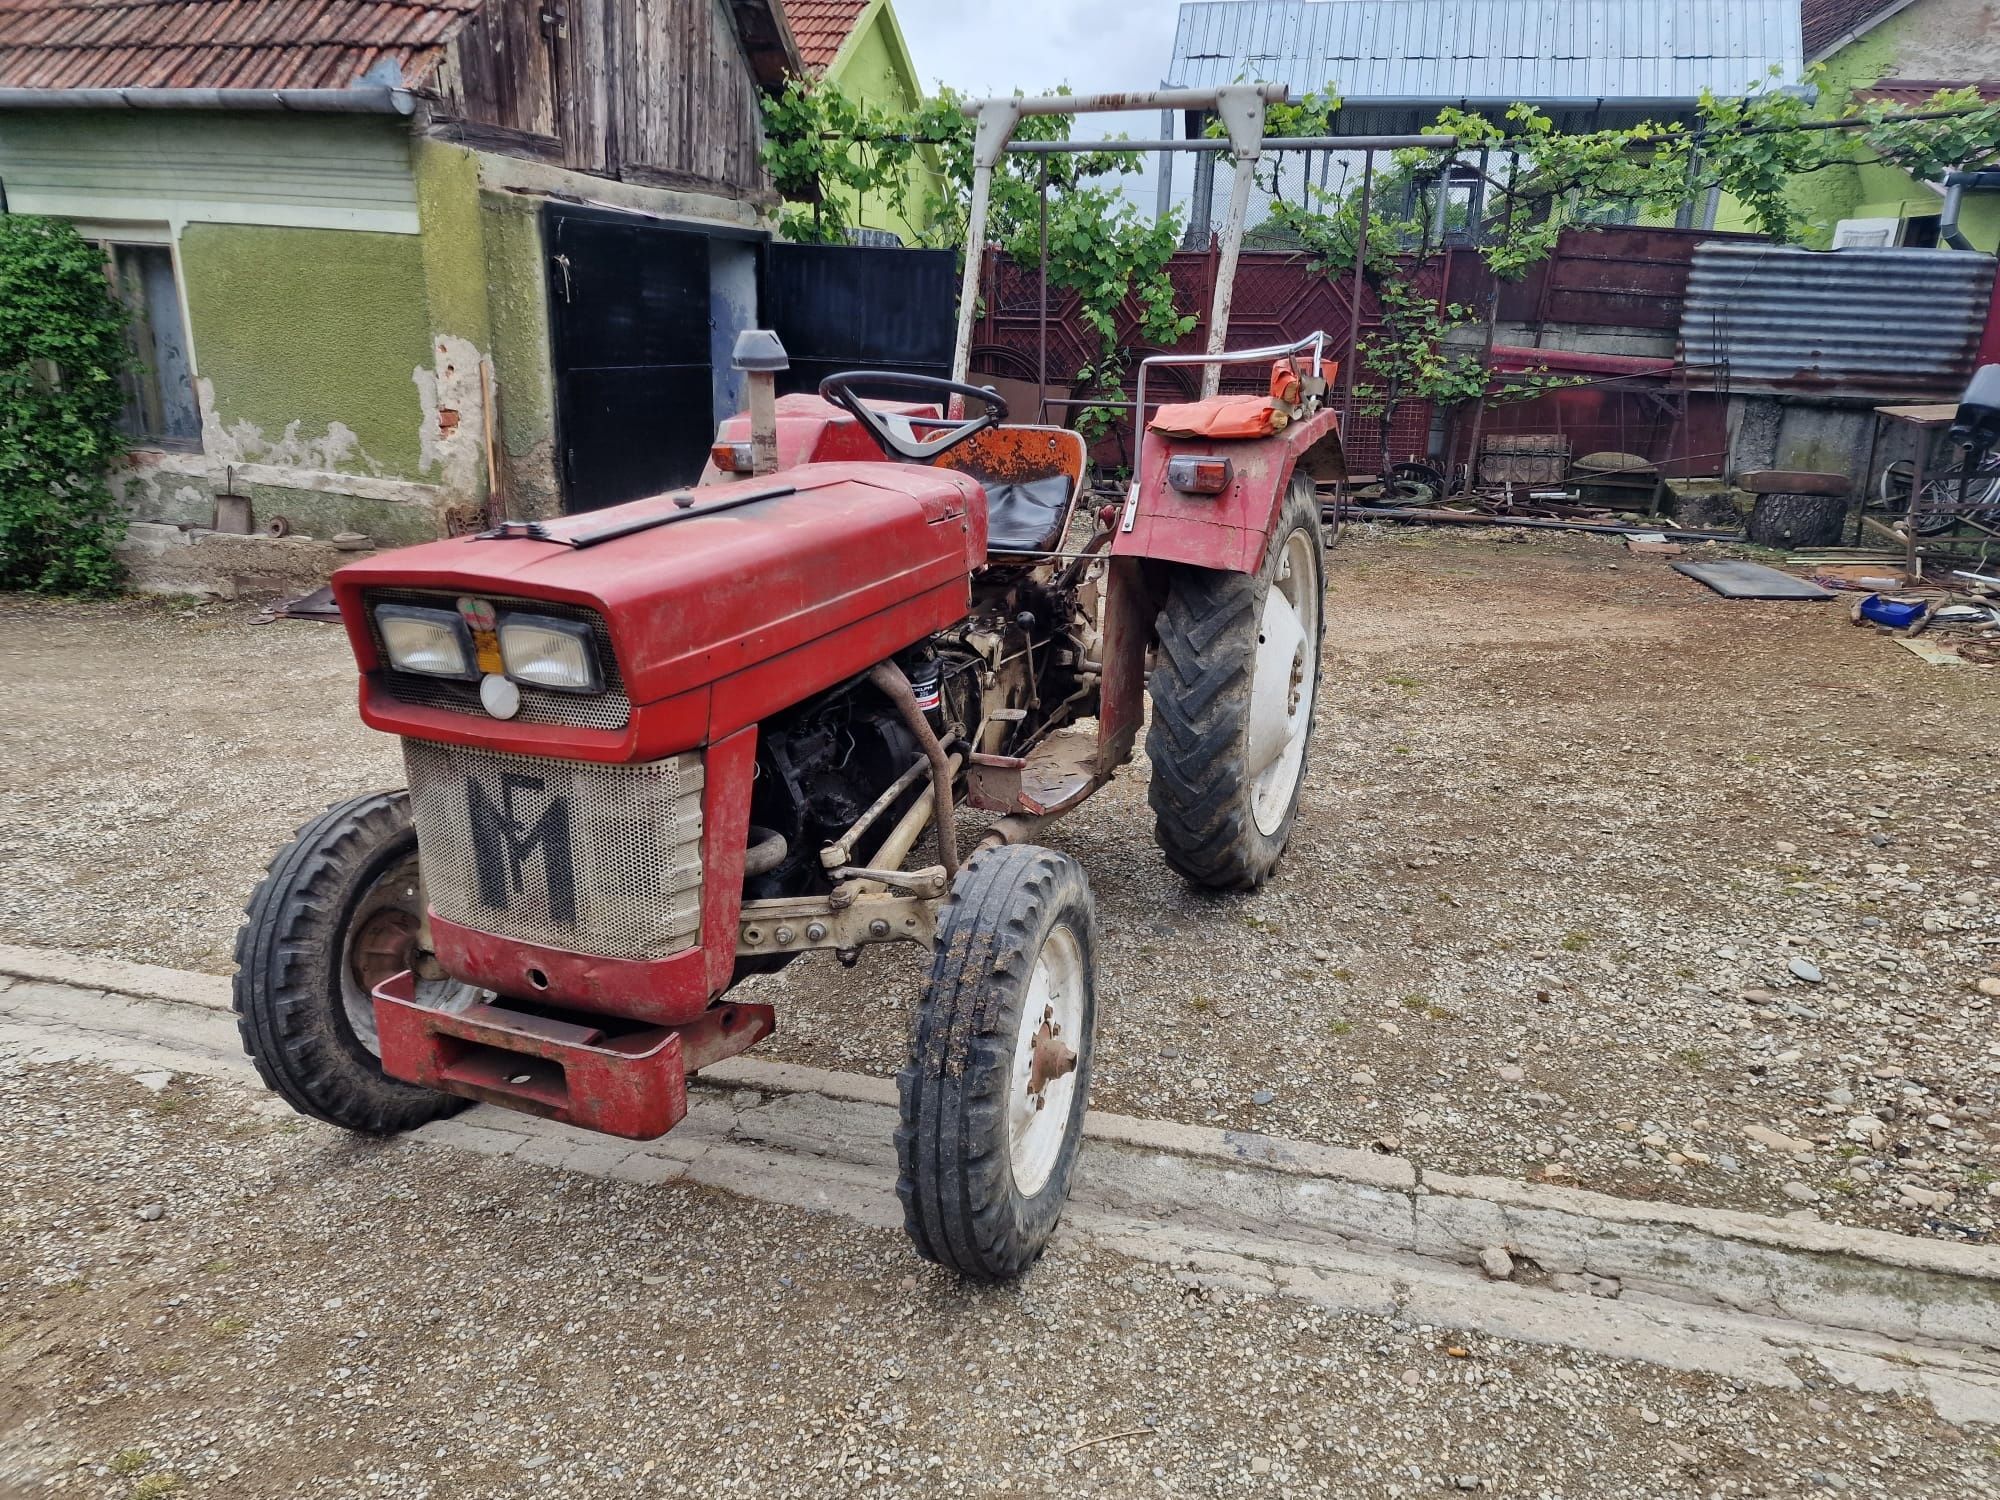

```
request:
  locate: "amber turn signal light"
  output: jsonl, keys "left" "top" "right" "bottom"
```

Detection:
{"left": 1165, "top": 456, "right": 1233, "bottom": 495}
{"left": 710, "top": 441, "right": 755, "bottom": 473}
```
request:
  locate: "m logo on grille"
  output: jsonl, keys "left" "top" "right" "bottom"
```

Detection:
{"left": 467, "top": 770, "right": 577, "bottom": 924}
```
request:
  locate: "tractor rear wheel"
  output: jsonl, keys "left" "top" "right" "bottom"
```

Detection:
{"left": 233, "top": 791, "right": 478, "bottom": 1135}
{"left": 895, "top": 843, "right": 1098, "bottom": 1279}
{"left": 1147, "top": 473, "right": 1325, "bottom": 890}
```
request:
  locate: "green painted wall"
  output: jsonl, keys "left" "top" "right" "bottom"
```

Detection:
{"left": 413, "top": 140, "right": 493, "bottom": 349}
{"left": 178, "top": 223, "right": 434, "bottom": 478}
{"left": 800, "top": 0, "right": 943, "bottom": 244}
{"left": 1716, "top": 0, "right": 2000, "bottom": 249}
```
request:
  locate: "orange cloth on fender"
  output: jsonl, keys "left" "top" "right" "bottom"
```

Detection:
{"left": 1148, "top": 395, "right": 1286, "bottom": 440}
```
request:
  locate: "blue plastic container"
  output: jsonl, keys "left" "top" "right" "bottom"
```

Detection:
{"left": 1859, "top": 595, "right": 1927, "bottom": 629}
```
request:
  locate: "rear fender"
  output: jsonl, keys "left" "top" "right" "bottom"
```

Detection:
{"left": 1110, "top": 407, "right": 1345, "bottom": 575}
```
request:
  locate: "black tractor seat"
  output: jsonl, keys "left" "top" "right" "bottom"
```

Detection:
{"left": 983, "top": 474, "right": 1077, "bottom": 553}
{"left": 933, "top": 424, "right": 1088, "bottom": 557}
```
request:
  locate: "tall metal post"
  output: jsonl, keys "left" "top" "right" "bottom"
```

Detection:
{"left": 950, "top": 100, "right": 1021, "bottom": 389}
{"left": 1339, "top": 152, "right": 1375, "bottom": 441}
{"left": 1199, "top": 86, "right": 1270, "bottom": 399}
{"left": 1458, "top": 151, "right": 1514, "bottom": 494}
{"left": 1037, "top": 156, "right": 1050, "bottom": 424}
{"left": 1183, "top": 137, "right": 1216, "bottom": 250}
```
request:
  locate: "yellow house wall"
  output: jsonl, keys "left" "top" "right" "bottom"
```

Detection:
{"left": 1715, "top": 0, "right": 2000, "bottom": 248}
{"left": 797, "top": 0, "right": 943, "bottom": 244}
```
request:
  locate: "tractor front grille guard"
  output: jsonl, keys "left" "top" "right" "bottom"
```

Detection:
{"left": 403, "top": 739, "right": 705, "bottom": 962}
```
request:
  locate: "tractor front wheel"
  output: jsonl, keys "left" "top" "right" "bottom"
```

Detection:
{"left": 1147, "top": 473, "right": 1326, "bottom": 890}
{"left": 233, "top": 791, "right": 478, "bottom": 1135}
{"left": 895, "top": 844, "right": 1098, "bottom": 1279}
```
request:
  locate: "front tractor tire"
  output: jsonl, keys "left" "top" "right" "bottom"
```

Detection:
{"left": 233, "top": 791, "right": 476, "bottom": 1135}
{"left": 1147, "top": 473, "right": 1326, "bottom": 890}
{"left": 896, "top": 844, "right": 1098, "bottom": 1280}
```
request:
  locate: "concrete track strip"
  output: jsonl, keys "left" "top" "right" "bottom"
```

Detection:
{"left": 4, "top": 942, "right": 1998, "bottom": 1425}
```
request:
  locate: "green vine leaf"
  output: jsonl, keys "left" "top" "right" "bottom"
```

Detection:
{"left": 0, "top": 215, "right": 131, "bottom": 593}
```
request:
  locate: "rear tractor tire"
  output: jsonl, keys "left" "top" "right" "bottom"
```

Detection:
{"left": 1147, "top": 473, "right": 1326, "bottom": 890}
{"left": 233, "top": 791, "right": 478, "bottom": 1135}
{"left": 895, "top": 844, "right": 1098, "bottom": 1279}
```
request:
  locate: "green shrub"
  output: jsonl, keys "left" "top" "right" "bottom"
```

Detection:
{"left": 0, "top": 215, "right": 131, "bottom": 592}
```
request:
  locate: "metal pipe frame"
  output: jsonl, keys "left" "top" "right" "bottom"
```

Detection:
{"left": 952, "top": 85, "right": 1404, "bottom": 390}
{"left": 1134, "top": 333, "right": 1330, "bottom": 440}
{"left": 985, "top": 85, "right": 1288, "bottom": 118}
{"left": 819, "top": 754, "right": 932, "bottom": 872}
{"left": 1008, "top": 134, "right": 1457, "bottom": 153}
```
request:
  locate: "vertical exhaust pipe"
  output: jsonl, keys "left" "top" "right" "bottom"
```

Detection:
{"left": 731, "top": 329, "right": 789, "bottom": 476}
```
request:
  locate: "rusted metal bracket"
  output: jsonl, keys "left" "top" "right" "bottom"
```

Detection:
{"left": 736, "top": 891, "right": 937, "bottom": 955}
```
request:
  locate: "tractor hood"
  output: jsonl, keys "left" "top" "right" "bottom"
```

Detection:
{"left": 331, "top": 464, "right": 988, "bottom": 759}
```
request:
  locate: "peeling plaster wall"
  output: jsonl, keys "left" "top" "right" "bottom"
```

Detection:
{"left": 62, "top": 114, "right": 767, "bottom": 576}
{"left": 167, "top": 215, "right": 502, "bottom": 545}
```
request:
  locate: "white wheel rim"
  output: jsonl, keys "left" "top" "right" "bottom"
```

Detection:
{"left": 1006, "top": 924, "right": 1087, "bottom": 1198}
{"left": 340, "top": 855, "right": 479, "bottom": 1058}
{"left": 1245, "top": 527, "right": 1321, "bottom": 836}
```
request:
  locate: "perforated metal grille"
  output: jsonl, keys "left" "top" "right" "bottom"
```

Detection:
{"left": 364, "top": 589, "right": 632, "bottom": 730}
{"left": 403, "top": 739, "right": 705, "bottom": 961}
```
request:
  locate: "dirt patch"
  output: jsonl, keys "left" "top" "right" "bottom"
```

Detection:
{"left": 2, "top": 528, "right": 1996, "bottom": 1240}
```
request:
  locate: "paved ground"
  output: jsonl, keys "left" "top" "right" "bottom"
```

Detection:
{"left": 5, "top": 1052, "right": 1994, "bottom": 1500}
{"left": 2, "top": 527, "right": 1997, "bottom": 1242}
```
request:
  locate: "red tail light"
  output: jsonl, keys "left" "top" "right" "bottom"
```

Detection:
{"left": 1166, "top": 456, "right": 1234, "bottom": 495}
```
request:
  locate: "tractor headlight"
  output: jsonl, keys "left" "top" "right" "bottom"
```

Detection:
{"left": 375, "top": 604, "right": 476, "bottom": 679}
{"left": 499, "top": 613, "right": 602, "bottom": 694}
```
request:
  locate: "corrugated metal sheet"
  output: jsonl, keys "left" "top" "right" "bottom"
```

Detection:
{"left": 1167, "top": 0, "right": 1803, "bottom": 105}
{"left": 1680, "top": 243, "right": 1997, "bottom": 400}
{"left": 0, "top": 0, "right": 480, "bottom": 91}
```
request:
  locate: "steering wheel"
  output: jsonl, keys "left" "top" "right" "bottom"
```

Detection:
{"left": 818, "top": 371, "right": 1008, "bottom": 462}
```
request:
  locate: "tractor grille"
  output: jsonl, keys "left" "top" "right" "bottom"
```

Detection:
{"left": 365, "top": 589, "right": 632, "bottom": 731}
{"left": 403, "top": 739, "right": 705, "bottom": 961}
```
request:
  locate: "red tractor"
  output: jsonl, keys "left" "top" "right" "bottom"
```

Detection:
{"left": 235, "top": 87, "right": 1353, "bottom": 1277}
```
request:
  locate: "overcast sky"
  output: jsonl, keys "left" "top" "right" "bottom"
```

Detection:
{"left": 894, "top": 0, "right": 1185, "bottom": 102}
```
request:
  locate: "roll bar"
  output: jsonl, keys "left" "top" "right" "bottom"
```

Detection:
{"left": 947, "top": 85, "right": 1452, "bottom": 399}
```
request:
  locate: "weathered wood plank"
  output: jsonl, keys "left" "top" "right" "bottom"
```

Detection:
{"left": 441, "top": 0, "right": 770, "bottom": 194}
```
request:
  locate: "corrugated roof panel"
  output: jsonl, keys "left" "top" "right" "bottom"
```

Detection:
{"left": 1680, "top": 243, "right": 1995, "bottom": 400}
{"left": 1166, "top": 0, "right": 1803, "bottom": 101}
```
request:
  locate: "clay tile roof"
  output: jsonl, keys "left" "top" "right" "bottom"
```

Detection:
{"left": 1801, "top": 0, "right": 1908, "bottom": 58}
{"left": 779, "top": 0, "right": 864, "bottom": 74}
{"left": 0, "top": 0, "right": 483, "bottom": 91}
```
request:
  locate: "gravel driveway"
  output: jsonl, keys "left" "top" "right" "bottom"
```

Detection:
{"left": 2, "top": 528, "right": 1995, "bottom": 1240}
{"left": 3, "top": 1056, "right": 1989, "bottom": 1499}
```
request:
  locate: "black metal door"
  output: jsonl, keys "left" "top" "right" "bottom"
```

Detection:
{"left": 546, "top": 205, "right": 715, "bottom": 512}
{"left": 764, "top": 243, "right": 956, "bottom": 397}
